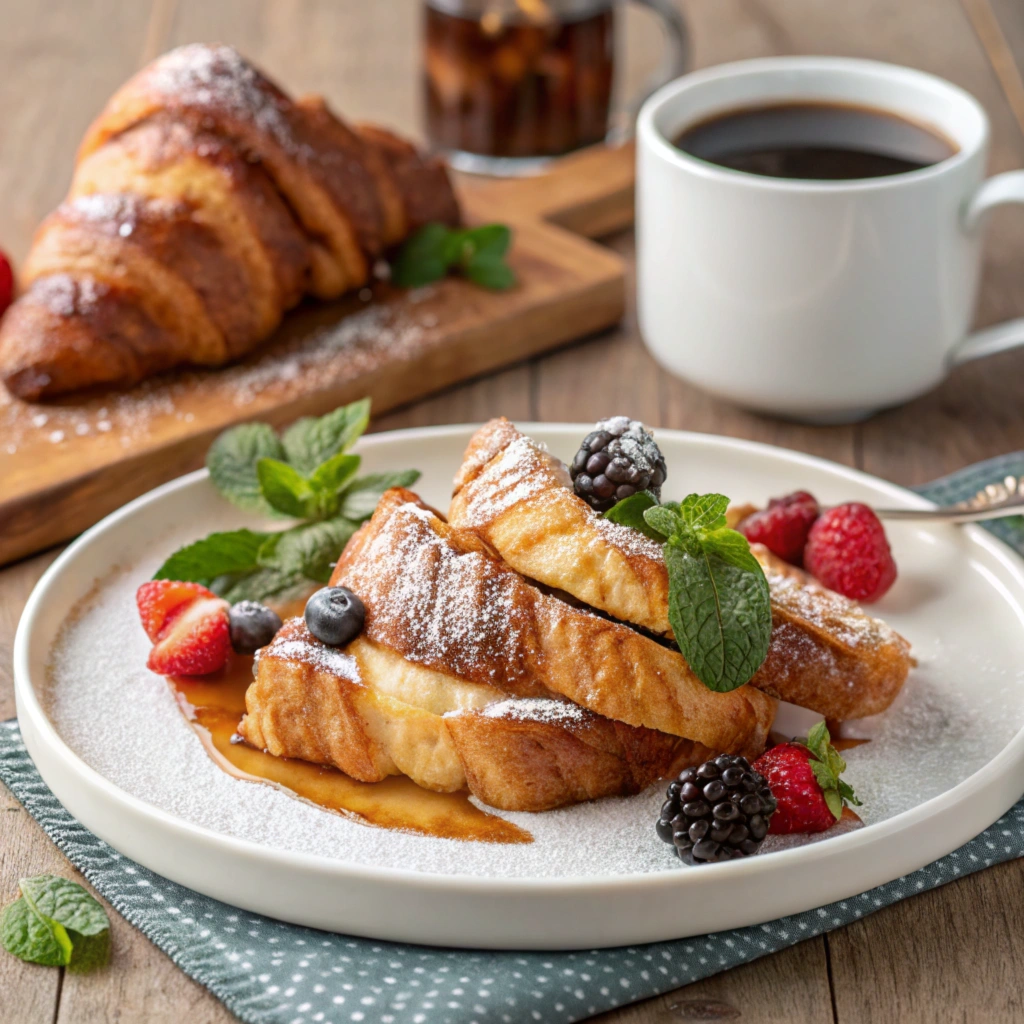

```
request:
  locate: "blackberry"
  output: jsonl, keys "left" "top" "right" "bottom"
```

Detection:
{"left": 656, "top": 754, "right": 776, "bottom": 865}
{"left": 570, "top": 416, "right": 668, "bottom": 513}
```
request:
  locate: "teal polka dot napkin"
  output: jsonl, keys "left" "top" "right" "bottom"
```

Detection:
{"left": 3, "top": 454, "right": 1024, "bottom": 1024}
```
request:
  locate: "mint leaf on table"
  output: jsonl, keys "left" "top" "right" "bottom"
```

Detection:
{"left": 338, "top": 470, "right": 421, "bottom": 522}
{"left": 658, "top": 494, "right": 772, "bottom": 692}
{"left": 152, "top": 529, "right": 269, "bottom": 585}
{"left": 603, "top": 491, "right": 663, "bottom": 540}
{"left": 391, "top": 223, "right": 516, "bottom": 291}
{"left": 1, "top": 876, "right": 110, "bottom": 972}
{"left": 206, "top": 423, "right": 286, "bottom": 518}
{"left": 281, "top": 398, "right": 370, "bottom": 475}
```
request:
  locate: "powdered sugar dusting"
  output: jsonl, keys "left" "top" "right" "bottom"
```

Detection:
{"left": 147, "top": 44, "right": 301, "bottom": 156}
{"left": 337, "top": 501, "right": 536, "bottom": 689}
{"left": 453, "top": 436, "right": 562, "bottom": 529}
{"left": 35, "top": 464, "right": 1024, "bottom": 880}
{"left": 258, "top": 632, "right": 358, "bottom": 679}
{"left": 470, "top": 697, "right": 589, "bottom": 726}
{"left": 0, "top": 286, "right": 436, "bottom": 456}
{"left": 761, "top": 559, "right": 905, "bottom": 651}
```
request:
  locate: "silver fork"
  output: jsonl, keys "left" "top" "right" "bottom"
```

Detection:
{"left": 875, "top": 474, "right": 1024, "bottom": 523}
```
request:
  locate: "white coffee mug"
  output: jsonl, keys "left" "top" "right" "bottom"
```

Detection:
{"left": 636, "top": 57, "right": 1024, "bottom": 423}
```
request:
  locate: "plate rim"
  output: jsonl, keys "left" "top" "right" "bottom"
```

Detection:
{"left": 14, "top": 424, "right": 1024, "bottom": 899}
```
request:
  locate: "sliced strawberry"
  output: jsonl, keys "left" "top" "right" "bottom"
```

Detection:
{"left": 146, "top": 595, "right": 230, "bottom": 676}
{"left": 136, "top": 580, "right": 230, "bottom": 676}
{"left": 753, "top": 722, "right": 860, "bottom": 834}
{"left": 136, "top": 580, "right": 218, "bottom": 642}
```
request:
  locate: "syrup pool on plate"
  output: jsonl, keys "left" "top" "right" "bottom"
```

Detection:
{"left": 167, "top": 654, "right": 531, "bottom": 845}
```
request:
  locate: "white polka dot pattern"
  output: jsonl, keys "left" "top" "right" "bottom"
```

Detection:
{"left": 1, "top": 460, "right": 1022, "bottom": 1024}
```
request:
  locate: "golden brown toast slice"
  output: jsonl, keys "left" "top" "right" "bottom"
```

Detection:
{"left": 449, "top": 419, "right": 913, "bottom": 720}
{"left": 240, "top": 619, "right": 709, "bottom": 811}
{"left": 328, "top": 488, "right": 776, "bottom": 755}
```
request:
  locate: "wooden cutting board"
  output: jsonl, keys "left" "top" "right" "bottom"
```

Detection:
{"left": 0, "top": 143, "right": 636, "bottom": 568}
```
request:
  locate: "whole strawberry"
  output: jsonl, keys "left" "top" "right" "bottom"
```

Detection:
{"left": 738, "top": 490, "right": 819, "bottom": 565}
{"left": 804, "top": 502, "right": 897, "bottom": 603}
{"left": 753, "top": 722, "right": 860, "bottom": 834}
{"left": 0, "top": 249, "right": 13, "bottom": 317}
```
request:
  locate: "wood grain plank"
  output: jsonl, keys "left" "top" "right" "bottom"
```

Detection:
{"left": 829, "top": 858, "right": 1024, "bottom": 1024}
{"left": 590, "top": 939, "right": 834, "bottom": 1024}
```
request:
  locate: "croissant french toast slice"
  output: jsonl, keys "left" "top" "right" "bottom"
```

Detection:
{"left": 448, "top": 419, "right": 913, "bottom": 721}
{"left": 240, "top": 620, "right": 708, "bottom": 812}
{"left": 328, "top": 488, "right": 777, "bottom": 755}
{"left": 0, "top": 44, "right": 459, "bottom": 400}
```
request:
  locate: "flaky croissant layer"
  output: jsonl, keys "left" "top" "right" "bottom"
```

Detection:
{"left": 0, "top": 44, "right": 460, "bottom": 400}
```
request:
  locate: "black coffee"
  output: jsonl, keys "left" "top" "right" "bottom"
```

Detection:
{"left": 674, "top": 101, "right": 957, "bottom": 180}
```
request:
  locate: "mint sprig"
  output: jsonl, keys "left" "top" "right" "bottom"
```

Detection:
{"left": 604, "top": 491, "right": 772, "bottom": 692}
{"left": 1, "top": 875, "right": 110, "bottom": 972}
{"left": 154, "top": 399, "right": 419, "bottom": 603}
{"left": 391, "top": 223, "right": 515, "bottom": 291}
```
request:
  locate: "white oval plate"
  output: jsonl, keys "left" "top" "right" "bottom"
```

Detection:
{"left": 15, "top": 425, "right": 1024, "bottom": 949}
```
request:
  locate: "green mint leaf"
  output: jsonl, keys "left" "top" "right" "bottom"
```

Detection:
{"left": 679, "top": 492, "right": 730, "bottom": 534}
{"left": 465, "top": 256, "right": 516, "bottom": 291}
{"left": 308, "top": 453, "right": 362, "bottom": 519}
{"left": 152, "top": 529, "right": 269, "bottom": 585}
{"left": 663, "top": 500, "right": 772, "bottom": 692}
{"left": 281, "top": 399, "right": 371, "bottom": 476}
{"left": 391, "top": 223, "right": 452, "bottom": 287}
{"left": 338, "top": 470, "right": 421, "bottom": 522}
{"left": 259, "top": 518, "right": 359, "bottom": 584}
{"left": 462, "top": 224, "right": 512, "bottom": 260}
{"left": 604, "top": 492, "right": 664, "bottom": 540}
{"left": 19, "top": 876, "right": 109, "bottom": 938}
{"left": 392, "top": 222, "right": 515, "bottom": 291}
{"left": 644, "top": 503, "right": 682, "bottom": 543}
{"left": 206, "top": 423, "right": 286, "bottom": 518}
{"left": 1, "top": 876, "right": 110, "bottom": 971}
{"left": 216, "top": 567, "right": 306, "bottom": 605}
{"left": 1, "top": 897, "right": 71, "bottom": 967}
{"left": 256, "top": 458, "right": 316, "bottom": 519}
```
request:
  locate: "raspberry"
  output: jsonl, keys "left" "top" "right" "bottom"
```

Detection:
{"left": 0, "top": 250, "right": 13, "bottom": 317}
{"left": 738, "top": 490, "right": 819, "bottom": 565}
{"left": 803, "top": 502, "right": 897, "bottom": 603}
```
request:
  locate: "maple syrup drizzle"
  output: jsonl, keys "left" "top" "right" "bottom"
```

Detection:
{"left": 168, "top": 655, "right": 531, "bottom": 845}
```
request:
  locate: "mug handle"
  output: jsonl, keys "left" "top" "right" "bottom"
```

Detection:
{"left": 950, "top": 171, "right": 1024, "bottom": 366}
{"left": 606, "top": 0, "right": 690, "bottom": 143}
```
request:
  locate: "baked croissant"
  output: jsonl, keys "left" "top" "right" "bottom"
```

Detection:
{"left": 0, "top": 44, "right": 460, "bottom": 400}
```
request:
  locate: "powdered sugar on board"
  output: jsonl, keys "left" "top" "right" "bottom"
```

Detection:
{"left": 0, "top": 285, "right": 436, "bottom": 458}
{"left": 40, "top": 509, "right": 1024, "bottom": 880}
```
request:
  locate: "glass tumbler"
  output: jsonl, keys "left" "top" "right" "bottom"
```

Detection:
{"left": 422, "top": 0, "right": 689, "bottom": 175}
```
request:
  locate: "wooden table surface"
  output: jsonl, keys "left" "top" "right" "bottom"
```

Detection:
{"left": 4, "top": 1, "right": 1024, "bottom": 1021}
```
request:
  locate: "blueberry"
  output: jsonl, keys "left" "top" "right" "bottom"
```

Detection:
{"left": 228, "top": 601, "right": 283, "bottom": 655}
{"left": 305, "top": 586, "right": 365, "bottom": 647}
